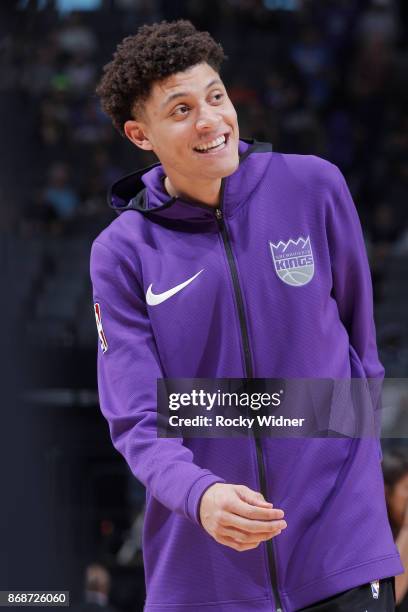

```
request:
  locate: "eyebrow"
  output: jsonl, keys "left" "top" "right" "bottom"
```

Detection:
{"left": 161, "top": 78, "right": 223, "bottom": 109}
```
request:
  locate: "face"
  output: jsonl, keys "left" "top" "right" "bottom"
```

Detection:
{"left": 124, "top": 63, "right": 240, "bottom": 187}
{"left": 387, "top": 473, "right": 408, "bottom": 528}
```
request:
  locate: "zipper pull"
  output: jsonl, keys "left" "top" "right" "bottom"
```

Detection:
{"left": 215, "top": 208, "right": 223, "bottom": 222}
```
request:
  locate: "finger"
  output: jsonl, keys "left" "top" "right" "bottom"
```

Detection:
{"left": 226, "top": 497, "right": 285, "bottom": 521}
{"left": 235, "top": 485, "right": 273, "bottom": 508}
{"left": 223, "top": 514, "right": 287, "bottom": 534}
{"left": 217, "top": 535, "right": 261, "bottom": 552}
{"left": 218, "top": 527, "right": 282, "bottom": 543}
{"left": 220, "top": 529, "right": 285, "bottom": 551}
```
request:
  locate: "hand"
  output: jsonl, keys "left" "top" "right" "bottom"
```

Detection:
{"left": 199, "top": 483, "right": 287, "bottom": 552}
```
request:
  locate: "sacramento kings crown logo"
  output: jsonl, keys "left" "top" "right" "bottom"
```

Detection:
{"left": 269, "top": 236, "right": 314, "bottom": 287}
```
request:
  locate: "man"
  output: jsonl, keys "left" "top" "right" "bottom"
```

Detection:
{"left": 70, "top": 564, "right": 118, "bottom": 612}
{"left": 91, "top": 20, "right": 402, "bottom": 611}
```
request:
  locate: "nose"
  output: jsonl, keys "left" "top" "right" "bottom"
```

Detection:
{"left": 195, "top": 104, "right": 220, "bottom": 132}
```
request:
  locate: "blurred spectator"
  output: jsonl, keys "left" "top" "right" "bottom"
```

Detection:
{"left": 228, "top": 76, "right": 259, "bottom": 107}
{"left": 56, "top": 12, "right": 97, "bottom": 57}
{"left": 20, "top": 45, "right": 58, "bottom": 99}
{"left": 290, "top": 23, "right": 333, "bottom": 107}
{"left": 325, "top": 104, "right": 354, "bottom": 170}
{"left": 20, "top": 189, "right": 58, "bottom": 237}
{"left": 358, "top": 0, "right": 399, "bottom": 45}
{"left": 315, "top": 0, "right": 359, "bottom": 55}
{"left": 263, "top": 68, "right": 302, "bottom": 113}
{"left": 349, "top": 34, "right": 393, "bottom": 100}
{"left": 81, "top": 174, "right": 106, "bottom": 217}
{"left": 39, "top": 90, "right": 71, "bottom": 148}
{"left": 70, "top": 563, "right": 118, "bottom": 612}
{"left": 90, "top": 149, "right": 123, "bottom": 190}
{"left": 44, "top": 162, "right": 79, "bottom": 220}
{"left": 71, "top": 98, "right": 110, "bottom": 144}
{"left": 383, "top": 448, "right": 408, "bottom": 608}
{"left": 65, "top": 52, "right": 97, "bottom": 95}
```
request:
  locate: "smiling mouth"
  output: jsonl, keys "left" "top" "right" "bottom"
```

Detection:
{"left": 193, "top": 133, "right": 229, "bottom": 154}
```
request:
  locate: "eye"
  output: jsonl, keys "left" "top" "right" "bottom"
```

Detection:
{"left": 211, "top": 92, "right": 225, "bottom": 103}
{"left": 172, "top": 105, "right": 190, "bottom": 117}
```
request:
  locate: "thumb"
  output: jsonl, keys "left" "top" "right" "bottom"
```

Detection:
{"left": 236, "top": 485, "right": 273, "bottom": 507}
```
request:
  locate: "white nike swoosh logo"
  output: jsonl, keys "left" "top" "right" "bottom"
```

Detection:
{"left": 146, "top": 269, "right": 204, "bottom": 306}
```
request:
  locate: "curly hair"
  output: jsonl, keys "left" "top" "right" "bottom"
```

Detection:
{"left": 95, "top": 20, "right": 227, "bottom": 137}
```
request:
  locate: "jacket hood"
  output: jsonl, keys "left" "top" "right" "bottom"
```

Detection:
{"left": 108, "top": 139, "right": 272, "bottom": 225}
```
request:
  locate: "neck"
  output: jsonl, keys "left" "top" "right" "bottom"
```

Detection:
{"left": 164, "top": 175, "right": 221, "bottom": 207}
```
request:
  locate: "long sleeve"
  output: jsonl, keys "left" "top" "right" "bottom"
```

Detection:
{"left": 327, "top": 166, "right": 384, "bottom": 435}
{"left": 90, "top": 240, "right": 224, "bottom": 523}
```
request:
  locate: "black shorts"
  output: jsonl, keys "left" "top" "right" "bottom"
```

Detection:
{"left": 298, "top": 577, "right": 395, "bottom": 611}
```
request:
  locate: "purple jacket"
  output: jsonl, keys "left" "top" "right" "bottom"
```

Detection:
{"left": 90, "top": 140, "right": 402, "bottom": 611}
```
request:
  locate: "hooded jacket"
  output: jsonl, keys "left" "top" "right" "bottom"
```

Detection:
{"left": 90, "top": 140, "right": 402, "bottom": 611}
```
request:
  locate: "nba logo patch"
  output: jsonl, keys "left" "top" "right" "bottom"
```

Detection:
{"left": 269, "top": 235, "right": 314, "bottom": 287}
{"left": 370, "top": 579, "right": 380, "bottom": 599}
{"left": 94, "top": 302, "right": 108, "bottom": 353}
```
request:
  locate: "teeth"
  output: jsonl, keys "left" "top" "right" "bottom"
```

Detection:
{"left": 195, "top": 134, "right": 226, "bottom": 152}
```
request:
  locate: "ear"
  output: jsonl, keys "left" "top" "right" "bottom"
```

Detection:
{"left": 124, "top": 120, "right": 154, "bottom": 151}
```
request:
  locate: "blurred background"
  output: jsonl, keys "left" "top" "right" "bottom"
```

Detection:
{"left": 0, "top": 0, "right": 407, "bottom": 609}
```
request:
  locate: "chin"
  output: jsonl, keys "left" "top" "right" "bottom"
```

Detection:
{"left": 220, "top": 155, "right": 240, "bottom": 178}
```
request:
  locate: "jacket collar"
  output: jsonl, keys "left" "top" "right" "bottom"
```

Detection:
{"left": 108, "top": 139, "right": 272, "bottom": 224}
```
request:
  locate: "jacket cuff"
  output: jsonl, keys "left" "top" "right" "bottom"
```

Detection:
{"left": 185, "top": 472, "right": 225, "bottom": 525}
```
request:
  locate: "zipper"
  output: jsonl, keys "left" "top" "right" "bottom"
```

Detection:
{"left": 215, "top": 208, "right": 253, "bottom": 378}
{"left": 215, "top": 204, "right": 284, "bottom": 612}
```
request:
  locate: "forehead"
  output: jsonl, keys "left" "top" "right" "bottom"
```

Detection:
{"left": 148, "top": 62, "right": 223, "bottom": 109}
